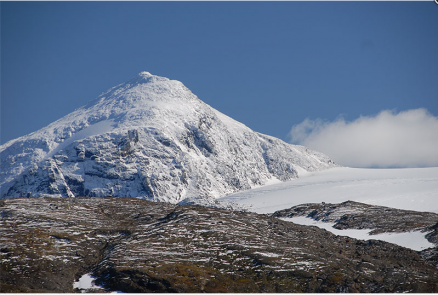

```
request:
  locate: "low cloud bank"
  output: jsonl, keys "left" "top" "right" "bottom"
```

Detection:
{"left": 289, "top": 108, "right": 438, "bottom": 168}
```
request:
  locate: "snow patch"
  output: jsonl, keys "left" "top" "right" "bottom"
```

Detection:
{"left": 73, "top": 273, "right": 104, "bottom": 292}
{"left": 254, "top": 252, "right": 281, "bottom": 258}
{"left": 282, "top": 216, "right": 435, "bottom": 251}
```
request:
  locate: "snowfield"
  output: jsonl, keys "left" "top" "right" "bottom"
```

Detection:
{"left": 220, "top": 167, "right": 438, "bottom": 251}
{"left": 220, "top": 167, "right": 438, "bottom": 214}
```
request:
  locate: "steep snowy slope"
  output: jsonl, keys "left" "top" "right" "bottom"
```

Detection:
{"left": 0, "top": 72, "right": 336, "bottom": 202}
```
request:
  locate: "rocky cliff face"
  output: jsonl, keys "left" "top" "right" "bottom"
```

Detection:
{"left": 0, "top": 72, "right": 336, "bottom": 203}
{"left": 1, "top": 197, "right": 438, "bottom": 293}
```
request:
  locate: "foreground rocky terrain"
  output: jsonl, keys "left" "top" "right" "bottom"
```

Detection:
{"left": 1, "top": 197, "right": 438, "bottom": 293}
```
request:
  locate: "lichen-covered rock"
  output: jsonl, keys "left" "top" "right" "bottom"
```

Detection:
{"left": 1, "top": 197, "right": 437, "bottom": 293}
{"left": 272, "top": 200, "right": 438, "bottom": 235}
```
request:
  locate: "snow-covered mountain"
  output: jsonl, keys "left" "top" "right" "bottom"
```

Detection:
{"left": 0, "top": 72, "right": 337, "bottom": 202}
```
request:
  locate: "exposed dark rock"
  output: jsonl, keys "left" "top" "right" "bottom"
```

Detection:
{"left": 1, "top": 197, "right": 438, "bottom": 293}
{"left": 272, "top": 200, "right": 438, "bottom": 235}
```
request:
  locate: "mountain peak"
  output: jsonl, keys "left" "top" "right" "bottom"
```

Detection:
{"left": 131, "top": 71, "right": 170, "bottom": 85}
{"left": 0, "top": 73, "right": 337, "bottom": 202}
{"left": 136, "top": 71, "right": 157, "bottom": 81}
{"left": 138, "top": 71, "right": 153, "bottom": 77}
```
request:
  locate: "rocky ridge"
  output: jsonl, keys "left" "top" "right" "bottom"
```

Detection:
{"left": 1, "top": 197, "right": 438, "bottom": 293}
{"left": 0, "top": 72, "right": 336, "bottom": 203}
{"left": 272, "top": 200, "right": 438, "bottom": 236}
{"left": 272, "top": 200, "right": 438, "bottom": 269}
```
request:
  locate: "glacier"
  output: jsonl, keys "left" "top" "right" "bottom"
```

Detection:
{"left": 218, "top": 167, "right": 438, "bottom": 251}
{"left": 219, "top": 166, "right": 438, "bottom": 214}
{"left": 0, "top": 72, "right": 337, "bottom": 202}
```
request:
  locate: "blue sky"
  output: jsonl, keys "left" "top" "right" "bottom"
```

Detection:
{"left": 1, "top": 1, "right": 437, "bottom": 167}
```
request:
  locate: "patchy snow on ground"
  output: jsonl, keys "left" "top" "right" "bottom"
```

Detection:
{"left": 281, "top": 216, "right": 435, "bottom": 251}
{"left": 220, "top": 167, "right": 438, "bottom": 214}
{"left": 73, "top": 273, "right": 104, "bottom": 292}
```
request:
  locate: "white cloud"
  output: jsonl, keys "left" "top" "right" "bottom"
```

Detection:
{"left": 289, "top": 108, "right": 438, "bottom": 168}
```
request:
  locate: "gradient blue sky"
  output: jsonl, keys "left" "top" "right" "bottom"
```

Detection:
{"left": 1, "top": 1, "right": 438, "bottom": 148}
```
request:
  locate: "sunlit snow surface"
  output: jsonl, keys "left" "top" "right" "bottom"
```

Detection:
{"left": 220, "top": 167, "right": 438, "bottom": 251}
{"left": 73, "top": 273, "right": 104, "bottom": 292}
{"left": 45, "top": 119, "right": 115, "bottom": 159}
{"left": 220, "top": 167, "right": 438, "bottom": 214}
{"left": 0, "top": 72, "right": 336, "bottom": 201}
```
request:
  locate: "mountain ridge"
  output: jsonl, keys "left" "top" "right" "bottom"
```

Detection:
{"left": 1, "top": 72, "right": 337, "bottom": 202}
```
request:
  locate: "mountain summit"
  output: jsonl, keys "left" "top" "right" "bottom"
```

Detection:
{"left": 1, "top": 72, "right": 337, "bottom": 202}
